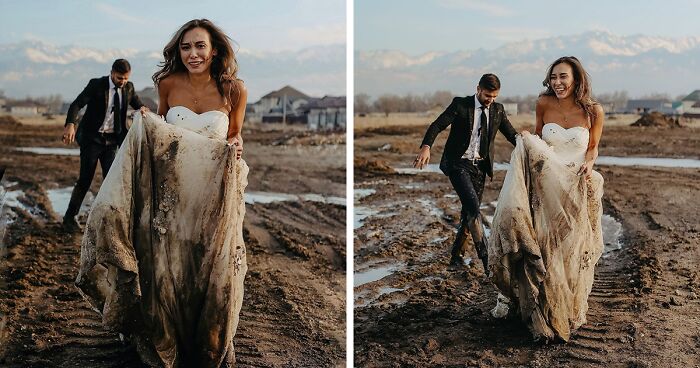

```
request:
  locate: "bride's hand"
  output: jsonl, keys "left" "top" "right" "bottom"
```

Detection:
{"left": 229, "top": 134, "right": 243, "bottom": 159}
{"left": 577, "top": 160, "right": 594, "bottom": 178}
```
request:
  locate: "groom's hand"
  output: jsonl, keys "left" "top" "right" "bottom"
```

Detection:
{"left": 62, "top": 123, "right": 76, "bottom": 145}
{"left": 414, "top": 145, "right": 430, "bottom": 169}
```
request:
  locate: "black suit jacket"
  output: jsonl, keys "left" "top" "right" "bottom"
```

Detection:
{"left": 421, "top": 95, "right": 518, "bottom": 177}
{"left": 65, "top": 76, "right": 144, "bottom": 146}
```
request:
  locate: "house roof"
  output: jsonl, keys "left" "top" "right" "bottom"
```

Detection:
{"left": 303, "top": 96, "right": 346, "bottom": 109}
{"left": 682, "top": 90, "right": 700, "bottom": 102}
{"left": 260, "top": 85, "right": 310, "bottom": 100}
{"left": 626, "top": 99, "right": 666, "bottom": 109}
{"left": 7, "top": 100, "right": 44, "bottom": 108}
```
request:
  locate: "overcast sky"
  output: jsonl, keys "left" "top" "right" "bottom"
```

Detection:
{"left": 355, "top": 0, "right": 700, "bottom": 53}
{"left": 1, "top": 0, "right": 345, "bottom": 52}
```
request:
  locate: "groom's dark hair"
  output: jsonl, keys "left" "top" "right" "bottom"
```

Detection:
{"left": 112, "top": 59, "right": 132, "bottom": 74}
{"left": 478, "top": 74, "right": 501, "bottom": 91}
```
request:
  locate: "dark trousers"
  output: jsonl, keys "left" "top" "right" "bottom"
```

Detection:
{"left": 64, "top": 135, "right": 118, "bottom": 218}
{"left": 448, "top": 159, "right": 488, "bottom": 260}
{"left": 448, "top": 159, "right": 487, "bottom": 221}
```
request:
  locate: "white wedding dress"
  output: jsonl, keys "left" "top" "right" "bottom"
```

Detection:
{"left": 76, "top": 107, "right": 248, "bottom": 367}
{"left": 488, "top": 123, "right": 604, "bottom": 342}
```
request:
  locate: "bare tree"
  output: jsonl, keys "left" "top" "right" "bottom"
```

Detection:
{"left": 374, "top": 94, "right": 401, "bottom": 117}
{"left": 47, "top": 94, "right": 64, "bottom": 114}
{"left": 596, "top": 90, "right": 628, "bottom": 113}
{"left": 426, "top": 90, "right": 454, "bottom": 110}
{"left": 355, "top": 93, "right": 371, "bottom": 115}
{"left": 639, "top": 92, "right": 671, "bottom": 102}
{"left": 399, "top": 94, "right": 428, "bottom": 112}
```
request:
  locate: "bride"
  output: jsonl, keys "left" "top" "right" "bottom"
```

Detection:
{"left": 488, "top": 56, "right": 605, "bottom": 342}
{"left": 75, "top": 19, "right": 248, "bottom": 367}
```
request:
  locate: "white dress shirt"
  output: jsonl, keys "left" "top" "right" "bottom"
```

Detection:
{"left": 99, "top": 76, "right": 123, "bottom": 133}
{"left": 462, "top": 94, "right": 489, "bottom": 160}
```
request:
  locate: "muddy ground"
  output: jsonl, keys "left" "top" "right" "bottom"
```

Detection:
{"left": 354, "top": 120, "right": 700, "bottom": 367}
{"left": 0, "top": 116, "right": 346, "bottom": 367}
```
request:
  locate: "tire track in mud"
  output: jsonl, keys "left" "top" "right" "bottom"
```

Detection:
{"left": 0, "top": 218, "right": 143, "bottom": 367}
{"left": 234, "top": 202, "right": 346, "bottom": 368}
{"left": 353, "top": 168, "right": 642, "bottom": 367}
{"left": 1, "top": 198, "right": 346, "bottom": 367}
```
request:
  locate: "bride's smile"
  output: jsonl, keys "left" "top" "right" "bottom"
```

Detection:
{"left": 550, "top": 62, "right": 575, "bottom": 99}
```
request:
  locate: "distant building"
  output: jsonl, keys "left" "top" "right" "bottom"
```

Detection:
{"left": 304, "top": 96, "right": 346, "bottom": 130}
{"left": 681, "top": 90, "right": 700, "bottom": 118}
{"left": 625, "top": 99, "right": 667, "bottom": 114}
{"left": 248, "top": 85, "right": 310, "bottom": 124}
{"left": 6, "top": 100, "right": 45, "bottom": 116}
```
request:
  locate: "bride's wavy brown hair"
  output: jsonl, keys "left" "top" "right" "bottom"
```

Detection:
{"left": 541, "top": 56, "right": 598, "bottom": 122}
{"left": 152, "top": 19, "right": 242, "bottom": 107}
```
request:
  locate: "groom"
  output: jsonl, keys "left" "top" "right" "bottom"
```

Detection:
{"left": 414, "top": 74, "right": 517, "bottom": 270}
{"left": 61, "top": 59, "right": 147, "bottom": 232}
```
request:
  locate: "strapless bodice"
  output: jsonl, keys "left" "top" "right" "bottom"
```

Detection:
{"left": 541, "top": 122, "right": 589, "bottom": 166}
{"left": 165, "top": 106, "right": 228, "bottom": 140}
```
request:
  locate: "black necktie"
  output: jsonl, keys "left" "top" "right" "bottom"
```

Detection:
{"left": 478, "top": 105, "right": 489, "bottom": 159}
{"left": 113, "top": 87, "right": 121, "bottom": 134}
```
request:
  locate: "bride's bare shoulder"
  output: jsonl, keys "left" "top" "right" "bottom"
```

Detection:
{"left": 160, "top": 74, "right": 190, "bottom": 90}
{"left": 537, "top": 95, "right": 556, "bottom": 107}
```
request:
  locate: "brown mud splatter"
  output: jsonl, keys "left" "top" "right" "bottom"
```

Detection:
{"left": 354, "top": 121, "right": 700, "bottom": 367}
{"left": 0, "top": 120, "right": 346, "bottom": 367}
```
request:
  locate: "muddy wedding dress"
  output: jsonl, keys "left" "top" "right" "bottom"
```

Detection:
{"left": 76, "top": 106, "right": 248, "bottom": 367}
{"left": 488, "top": 122, "right": 604, "bottom": 342}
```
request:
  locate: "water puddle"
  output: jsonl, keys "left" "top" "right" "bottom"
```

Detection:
{"left": 16, "top": 147, "right": 80, "bottom": 156}
{"left": 245, "top": 191, "right": 346, "bottom": 206}
{"left": 417, "top": 198, "right": 444, "bottom": 218}
{"left": 46, "top": 187, "right": 73, "bottom": 217}
{"left": 354, "top": 261, "right": 404, "bottom": 286}
{"left": 354, "top": 188, "right": 376, "bottom": 201}
{"left": 597, "top": 156, "right": 700, "bottom": 169}
{"left": 377, "top": 286, "right": 405, "bottom": 297}
{"left": 401, "top": 184, "right": 422, "bottom": 190}
{"left": 394, "top": 157, "right": 700, "bottom": 175}
{"left": 354, "top": 286, "right": 407, "bottom": 308}
{"left": 354, "top": 206, "right": 378, "bottom": 229}
{"left": 601, "top": 214, "right": 623, "bottom": 256}
{"left": 1, "top": 182, "right": 30, "bottom": 227}
{"left": 429, "top": 236, "right": 449, "bottom": 244}
{"left": 395, "top": 163, "right": 509, "bottom": 175}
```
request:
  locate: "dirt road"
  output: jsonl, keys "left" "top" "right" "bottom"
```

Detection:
{"left": 0, "top": 116, "right": 346, "bottom": 367}
{"left": 354, "top": 119, "right": 700, "bottom": 367}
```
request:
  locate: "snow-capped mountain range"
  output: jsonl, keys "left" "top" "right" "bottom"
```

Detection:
{"left": 0, "top": 41, "right": 346, "bottom": 101}
{"left": 356, "top": 31, "right": 700, "bottom": 98}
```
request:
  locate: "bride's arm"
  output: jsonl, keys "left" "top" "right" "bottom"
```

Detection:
{"left": 227, "top": 81, "right": 248, "bottom": 142}
{"left": 578, "top": 104, "right": 605, "bottom": 177}
{"left": 534, "top": 96, "right": 545, "bottom": 137}
{"left": 156, "top": 77, "right": 172, "bottom": 116}
{"left": 227, "top": 81, "right": 248, "bottom": 160}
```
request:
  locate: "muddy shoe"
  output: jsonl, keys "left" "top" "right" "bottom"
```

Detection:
{"left": 448, "top": 254, "right": 471, "bottom": 270}
{"left": 62, "top": 216, "right": 83, "bottom": 232}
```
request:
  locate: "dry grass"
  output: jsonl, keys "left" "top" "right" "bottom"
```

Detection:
{"left": 1, "top": 114, "right": 67, "bottom": 126}
{"left": 355, "top": 112, "right": 700, "bottom": 131}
